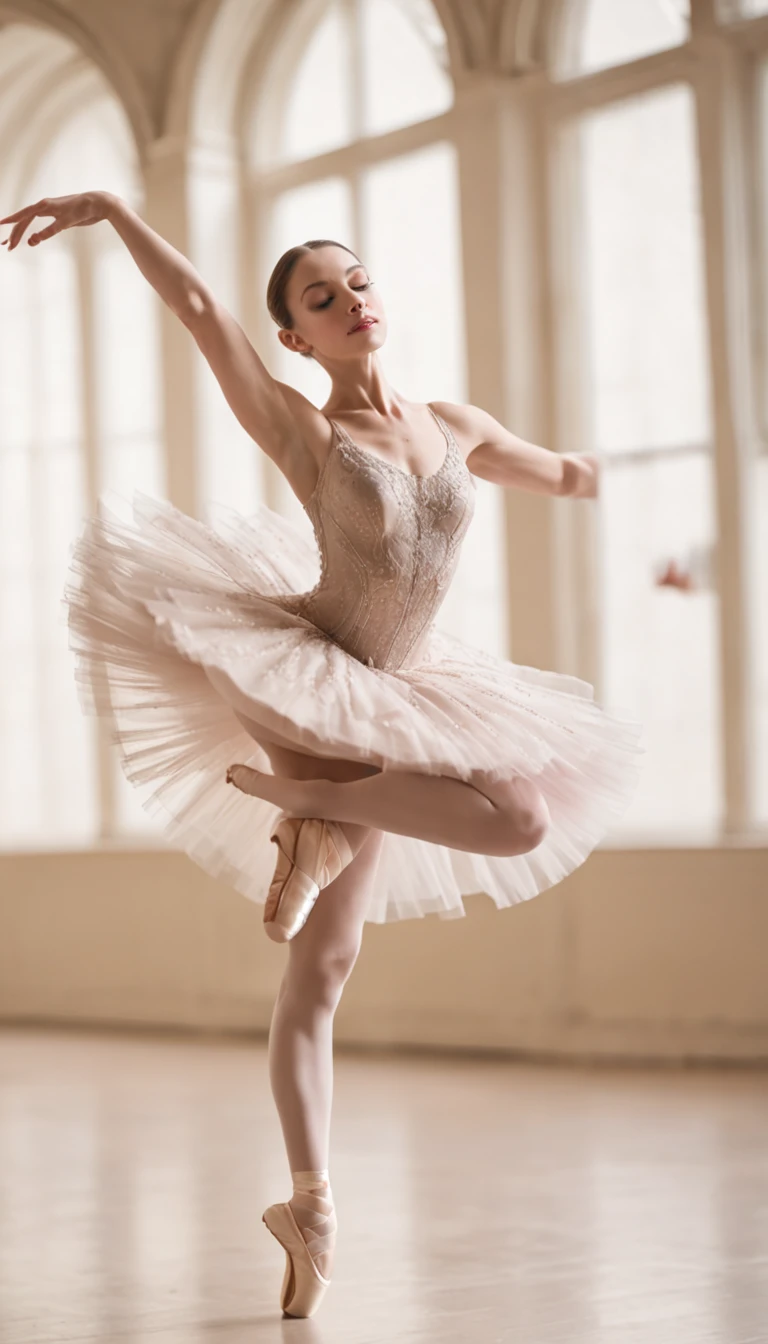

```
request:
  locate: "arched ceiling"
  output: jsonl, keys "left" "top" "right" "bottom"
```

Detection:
{"left": 0, "top": 17, "right": 139, "bottom": 202}
{"left": 170, "top": 0, "right": 558, "bottom": 150}
{"left": 0, "top": 0, "right": 561, "bottom": 164}
{"left": 0, "top": 0, "right": 155, "bottom": 150}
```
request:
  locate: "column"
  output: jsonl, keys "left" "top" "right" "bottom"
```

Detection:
{"left": 453, "top": 73, "right": 562, "bottom": 672}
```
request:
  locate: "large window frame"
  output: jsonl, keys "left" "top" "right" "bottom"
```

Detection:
{"left": 0, "top": 25, "right": 161, "bottom": 850}
{"left": 544, "top": 2, "right": 768, "bottom": 840}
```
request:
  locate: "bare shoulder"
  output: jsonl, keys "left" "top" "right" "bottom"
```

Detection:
{"left": 427, "top": 400, "right": 499, "bottom": 462}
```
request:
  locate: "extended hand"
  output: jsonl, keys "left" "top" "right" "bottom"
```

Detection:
{"left": 0, "top": 191, "right": 109, "bottom": 251}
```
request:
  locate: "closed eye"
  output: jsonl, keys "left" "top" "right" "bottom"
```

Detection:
{"left": 314, "top": 281, "right": 373, "bottom": 310}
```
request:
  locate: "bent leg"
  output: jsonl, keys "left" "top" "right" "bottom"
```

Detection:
{"left": 228, "top": 705, "right": 549, "bottom": 857}
{"left": 231, "top": 758, "right": 550, "bottom": 858}
{"left": 304, "top": 769, "right": 550, "bottom": 856}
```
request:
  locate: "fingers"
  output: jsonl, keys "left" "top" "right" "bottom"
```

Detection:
{"left": 2, "top": 220, "right": 34, "bottom": 250}
{"left": 0, "top": 198, "right": 48, "bottom": 224}
{"left": 0, "top": 199, "right": 51, "bottom": 249}
{"left": 0, "top": 212, "right": 27, "bottom": 248}
{"left": 28, "top": 223, "right": 60, "bottom": 245}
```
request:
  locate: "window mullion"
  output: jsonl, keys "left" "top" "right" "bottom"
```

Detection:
{"left": 349, "top": 0, "right": 365, "bottom": 254}
{"left": 746, "top": 52, "right": 768, "bottom": 450}
{"left": 349, "top": 0, "right": 364, "bottom": 139}
{"left": 73, "top": 229, "right": 117, "bottom": 842}
{"left": 245, "top": 168, "right": 282, "bottom": 514}
{"left": 693, "top": 36, "right": 758, "bottom": 833}
{"left": 29, "top": 261, "right": 52, "bottom": 839}
{"left": 547, "top": 106, "right": 603, "bottom": 691}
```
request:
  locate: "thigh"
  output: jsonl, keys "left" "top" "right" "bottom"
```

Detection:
{"left": 234, "top": 709, "right": 382, "bottom": 784}
{"left": 208, "top": 661, "right": 380, "bottom": 783}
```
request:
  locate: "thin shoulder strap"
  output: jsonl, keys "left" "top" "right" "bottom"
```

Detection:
{"left": 426, "top": 402, "right": 455, "bottom": 443}
{"left": 327, "top": 416, "right": 352, "bottom": 445}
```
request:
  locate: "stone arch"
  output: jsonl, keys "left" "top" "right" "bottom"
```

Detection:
{"left": 0, "top": 24, "right": 142, "bottom": 210}
{"left": 0, "top": 0, "right": 151, "bottom": 158}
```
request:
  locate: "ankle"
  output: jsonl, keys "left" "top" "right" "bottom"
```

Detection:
{"left": 291, "top": 1168, "right": 332, "bottom": 1199}
{"left": 289, "top": 1168, "right": 337, "bottom": 1280}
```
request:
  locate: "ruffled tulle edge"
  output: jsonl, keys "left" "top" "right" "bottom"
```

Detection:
{"left": 66, "top": 600, "right": 646, "bottom": 927}
{"left": 62, "top": 492, "right": 647, "bottom": 925}
{"left": 67, "top": 491, "right": 648, "bottom": 791}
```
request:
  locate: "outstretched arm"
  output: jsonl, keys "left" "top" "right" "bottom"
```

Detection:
{"left": 433, "top": 402, "right": 599, "bottom": 498}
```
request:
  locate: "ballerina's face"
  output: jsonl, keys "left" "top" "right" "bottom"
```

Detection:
{"left": 279, "top": 245, "right": 386, "bottom": 364}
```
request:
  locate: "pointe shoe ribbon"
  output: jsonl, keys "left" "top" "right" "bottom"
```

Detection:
{"left": 263, "top": 815, "right": 354, "bottom": 943}
{"left": 262, "top": 1200, "right": 335, "bottom": 1317}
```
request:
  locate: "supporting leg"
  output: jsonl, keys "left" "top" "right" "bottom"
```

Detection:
{"left": 267, "top": 828, "right": 385, "bottom": 1280}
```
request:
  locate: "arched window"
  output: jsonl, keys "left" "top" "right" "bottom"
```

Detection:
{"left": 274, "top": 0, "right": 451, "bottom": 160}
{"left": 559, "top": 0, "right": 690, "bottom": 78}
{"left": 575, "top": 85, "right": 719, "bottom": 838}
{"left": 244, "top": 0, "right": 509, "bottom": 657}
{"left": 0, "top": 25, "right": 165, "bottom": 848}
{"left": 550, "top": 0, "right": 768, "bottom": 839}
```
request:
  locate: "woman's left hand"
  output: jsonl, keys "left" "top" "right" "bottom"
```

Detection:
{"left": 0, "top": 192, "right": 108, "bottom": 251}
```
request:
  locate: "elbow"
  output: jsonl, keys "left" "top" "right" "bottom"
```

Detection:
{"left": 179, "top": 288, "right": 217, "bottom": 330}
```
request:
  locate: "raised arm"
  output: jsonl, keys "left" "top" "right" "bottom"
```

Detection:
{"left": 432, "top": 401, "right": 599, "bottom": 498}
{"left": 0, "top": 190, "right": 325, "bottom": 498}
{"left": 102, "top": 195, "right": 326, "bottom": 488}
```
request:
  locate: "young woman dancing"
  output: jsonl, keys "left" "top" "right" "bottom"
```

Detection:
{"left": 1, "top": 191, "right": 644, "bottom": 1319}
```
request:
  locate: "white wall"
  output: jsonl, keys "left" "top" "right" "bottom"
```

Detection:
{"left": 2, "top": 846, "right": 766, "bottom": 1063}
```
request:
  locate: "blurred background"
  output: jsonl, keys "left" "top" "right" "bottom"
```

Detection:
{"left": 0, "top": 0, "right": 765, "bottom": 1062}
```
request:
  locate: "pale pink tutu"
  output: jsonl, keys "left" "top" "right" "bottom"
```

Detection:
{"left": 63, "top": 491, "right": 645, "bottom": 924}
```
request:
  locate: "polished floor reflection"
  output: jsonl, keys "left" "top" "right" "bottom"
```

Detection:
{"left": 0, "top": 1026, "right": 766, "bottom": 1343}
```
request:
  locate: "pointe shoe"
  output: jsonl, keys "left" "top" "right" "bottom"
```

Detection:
{"left": 263, "top": 815, "right": 354, "bottom": 943}
{"left": 262, "top": 1200, "right": 334, "bottom": 1317}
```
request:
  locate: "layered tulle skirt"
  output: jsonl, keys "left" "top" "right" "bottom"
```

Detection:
{"left": 63, "top": 491, "right": 645, "bottom": 924}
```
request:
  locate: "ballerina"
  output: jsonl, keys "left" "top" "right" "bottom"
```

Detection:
{"left": 1, "top": 189, "right": 644, "bottom": 1318}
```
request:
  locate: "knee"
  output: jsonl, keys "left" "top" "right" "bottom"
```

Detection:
{"left": 520, "top": 804, "right": 550, "bottom": 851}
{"left": 495, "top": 788, "right": 551, "bottom": 856}
{"left": 290, "top": 942, "right": 362, "bottom": 1010}
{"left": 315, "top": 946, "right": 362, "bottom": 1007}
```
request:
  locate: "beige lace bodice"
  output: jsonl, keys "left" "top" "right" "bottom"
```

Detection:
{"left": 287, "top": 404, "right": 476, "bottom": 672}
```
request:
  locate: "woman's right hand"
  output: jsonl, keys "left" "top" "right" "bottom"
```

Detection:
{"left": 0, "top": 191, "right": 111, "bottom": 252}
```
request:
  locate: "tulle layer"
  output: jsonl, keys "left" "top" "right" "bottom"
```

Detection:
{"left": 63, "top": 491, "right": 645, "bottom": 924}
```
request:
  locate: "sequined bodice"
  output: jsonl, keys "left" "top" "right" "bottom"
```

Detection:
{"left": 289, "top": 405, "right": 476, "bottom": 672}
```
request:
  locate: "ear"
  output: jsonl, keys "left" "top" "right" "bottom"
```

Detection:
{"left": 277, "top": 328, "right": 311, "bottom": 357}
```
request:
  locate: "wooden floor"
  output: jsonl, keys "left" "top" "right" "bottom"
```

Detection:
{"left": 1, "top": 1027, "right": 766, "bottom": 1343}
